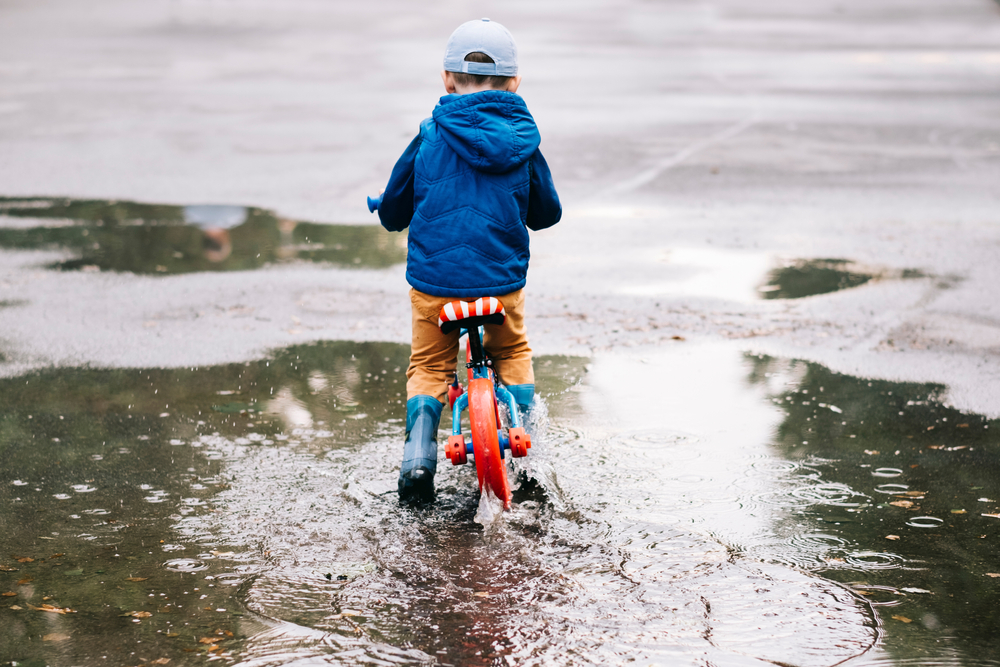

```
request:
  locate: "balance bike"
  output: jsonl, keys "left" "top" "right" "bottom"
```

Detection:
{"left": 437, "top": 297, "right": 531, "bottom": 510}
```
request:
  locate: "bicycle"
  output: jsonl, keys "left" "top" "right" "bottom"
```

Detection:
{"left": 437, "top": 296, "right": 532, "bottom": 510}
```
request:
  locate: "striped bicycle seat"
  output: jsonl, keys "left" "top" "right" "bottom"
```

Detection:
{"left": 438, "top": 297, "right": 506, "bottom": 335}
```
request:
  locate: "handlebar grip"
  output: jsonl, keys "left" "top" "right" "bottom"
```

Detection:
{"left": 367, "top": 196, "right": 379, "bottom": 213}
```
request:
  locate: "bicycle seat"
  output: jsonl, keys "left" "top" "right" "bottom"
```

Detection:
{"left": 438, "top": 297, "right": 506, "bottom": 335}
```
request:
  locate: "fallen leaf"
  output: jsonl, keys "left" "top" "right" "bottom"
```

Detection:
{"left": 986, "top": 573, "right": 1000, "bottom": 578}
{"left": 0, "top": 566, "right": 17, "bottom": 572}
{"left": 927, "top": 445, "right": 944, "bottom": 450}
{"left": 125, "top": 577, "right": 148, "bottom": 582}
{"left": 982, "top": 514, "right": 1000, "bottom": 519}
{"left": 927, "top": 426, "right": 935, "bottom": 431}
{"left": 951, "top": 509, "right": 967, "bottom": 514}
{"left": 16, "top": 578, "right": 32, "bottom": 585}
{"left": 670, "top": 335, "right": 685, "bottom": 341}
{"left": 886, "top": 535, "right": 900, "bottom": 540}
{"left": 1, "top": 592, "right": 15, "bottom": 597}
{"left": 42, "top": 633, "right": 71, "bottom": 642}
{"left": 166, "top": 633, "right": 180, "bottom": 638}
{"left": 50, "top": 553, "right": 64, "bottom": 558}
{"left": 198, "top": 637, "right": 218, "bottom": 644}
{"left": 151, "top": 660, "right": 171, "bottom": 665}
{"left": 28, "top": 603, "right": 75, "bottom": 614}
{"left": 902, "top": 491, "right": 927, "bottom": 497}
{"left": 890, "top": 500, "right": 914, "bottom": 508}
{"left": 864, "top": 450, "right": 880, "bottom": 456}
{"left": 892, "top": 615, "right": 913, "bottom": 623}
{"left": 9, "top": 605, "right": 22, "bottom": 610}
{"left": 15, "top": 557, "right": 34, "bottom": 563}
{"left": 123, "top": 611, "right": 152, "bottom": 618}
{"left": 957, "top": 423, "right": 969, "bottom": 428}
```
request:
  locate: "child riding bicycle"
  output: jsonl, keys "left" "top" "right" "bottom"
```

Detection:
{"left": 369, "top": 18, "right": 562, "bottom": 502}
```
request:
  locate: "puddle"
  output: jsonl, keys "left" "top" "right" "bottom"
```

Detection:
{"left": 622, "top": 248, "right": 923, "bottom": 302}
{"left": 0, "top": 341, "right": 997, "bottom": 665}
{"left": 0, "top": 197, "right": 406, "bottom": 274}
{"left": 758, "top": 258, "right": 923, "bottom": 300}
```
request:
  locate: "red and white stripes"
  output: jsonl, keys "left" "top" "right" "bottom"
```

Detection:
{"left": 438, "top": 297, "right": 506, "bottom": 329}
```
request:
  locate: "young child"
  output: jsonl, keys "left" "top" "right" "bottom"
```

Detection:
{"left": 369, "top": 18, "right": 561, "bottom": 502}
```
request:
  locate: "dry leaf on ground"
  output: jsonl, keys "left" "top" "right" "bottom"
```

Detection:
{"left": 42, "top": 633, "right": 71, "bottom": 642}
{"left": 892, "top": 615, "right": 912, "bottom": 623}
{"left": 28, "top": 603, "right": 75, "bottom": 614}
{"left": 886, "top": 535, "right": 900, "bottom": 540}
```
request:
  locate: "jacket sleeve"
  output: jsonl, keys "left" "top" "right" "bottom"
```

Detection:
{"left": 376, "top": 132, "right": 422, "bottom": 232}
{"left": 525, "top": 149, "right": 562, "bottom": 231}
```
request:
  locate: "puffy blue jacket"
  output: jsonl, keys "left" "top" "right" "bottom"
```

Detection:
{"left": 374, "top": 91, "right": 561, "bottom": 297}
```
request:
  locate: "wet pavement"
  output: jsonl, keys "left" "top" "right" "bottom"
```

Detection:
{"left": 2, "top": 0, "right": 1000, "bottom": 665}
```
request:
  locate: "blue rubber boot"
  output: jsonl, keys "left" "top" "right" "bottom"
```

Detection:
{"left": 506, "top": 384, "right": 535, "bottom": 420}
{"left": 398, "top": 395, "right": 443, "bottom": 503}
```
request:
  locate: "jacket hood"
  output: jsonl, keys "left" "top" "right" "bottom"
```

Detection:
{"left": 432, "top": 91, "right": 540, "bottom": 174}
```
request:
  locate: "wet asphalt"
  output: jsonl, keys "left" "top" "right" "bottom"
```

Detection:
{"left": 1, "top": 0, "right": 998, "bottom": 414}
{"left": 2, "top": 1, "right": 1000, "bottom": 665}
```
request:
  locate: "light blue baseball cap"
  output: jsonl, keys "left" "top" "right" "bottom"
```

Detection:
{"left": 443, "top": 18, "right": 518, "bottom": 77}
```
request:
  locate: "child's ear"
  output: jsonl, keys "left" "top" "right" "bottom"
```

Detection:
{"left": 441, "top": 70, "right": 458, "bottom": 94}
{"left": 506, "top": 75, "right": 522, "bottom": 94}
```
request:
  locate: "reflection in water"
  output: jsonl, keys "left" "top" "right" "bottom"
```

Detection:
{"left": 2, "top": 341, "right": 998, "bottom": 665}
{"left": 0, "top": 196, "right": 406, "bottom": 274}
{"left": 744, "top": 354, "right": 1000, "bottom": 664}
{"left": 622, "top": 248, "right": 923, "bottom": 302}
{"left": 758, "top": 258, "right": 923, "bottom": 300}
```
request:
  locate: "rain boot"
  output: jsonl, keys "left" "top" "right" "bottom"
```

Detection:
{"left": 506, "top": 383, "right": 535, "bottom": 420}
{"left": 398, "top": 395, "right": 443, "bottom": 503}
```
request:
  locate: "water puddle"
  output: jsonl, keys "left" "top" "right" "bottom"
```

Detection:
{"left": 622, "top": 247, "right": 924, "bottom": 302}
{"left": 0, "top": 197, "right": 406, "bottom": 274}
{"left": 0, "top": 341, "right": 998, "bottom": 665}
{"left": 757, "top": 258, "right": 924, "bottom": 300}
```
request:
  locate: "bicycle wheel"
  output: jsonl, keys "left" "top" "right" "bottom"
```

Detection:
{"left": 467, "top": 377, "right": 512, "bottom": 509}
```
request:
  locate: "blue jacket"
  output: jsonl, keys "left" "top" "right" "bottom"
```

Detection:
{"left": 375, "top": 91, "right": 561, "bottom": 297}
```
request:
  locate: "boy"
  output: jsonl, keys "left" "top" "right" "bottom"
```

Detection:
{"left": 369, "top": 18, "right": 561, "bottom": 502}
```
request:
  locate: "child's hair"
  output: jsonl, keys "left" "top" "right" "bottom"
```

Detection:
{"left": 451, "top": 52, "right": 514, "bottom": 90}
